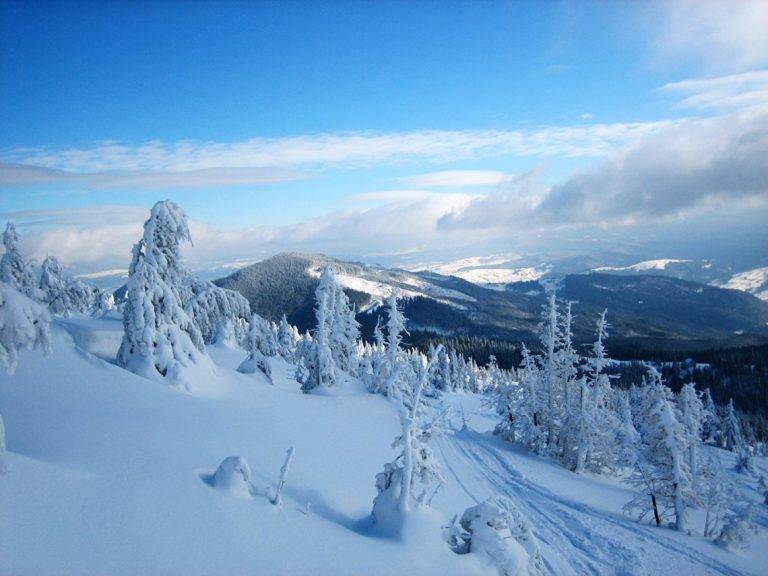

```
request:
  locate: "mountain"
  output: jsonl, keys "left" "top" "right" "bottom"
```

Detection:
{"left": 215, "top": 252, "right": 768, "bottom": 352}
{"left": 415, "top": 254, "right": 746, "bottom": 290}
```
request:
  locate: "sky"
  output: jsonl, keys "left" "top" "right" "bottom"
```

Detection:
{"left": 1, "top": 0, "right": 767, "bottom": 276}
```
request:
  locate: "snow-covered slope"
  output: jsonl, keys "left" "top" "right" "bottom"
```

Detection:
{"left": 595, "top": 259, "right": 692, "bottom": 273}
{"left": 2, "top": 317, "right": 766, "bottom": 575}
{"left": 717, "top": 267, "right": 768, "bottom": 301}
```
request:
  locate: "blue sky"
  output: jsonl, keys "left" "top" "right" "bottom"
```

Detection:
{"left": 1, "top": 0, "right": 767, "bottom": 273}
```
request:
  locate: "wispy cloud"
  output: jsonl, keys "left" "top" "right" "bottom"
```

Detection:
{"left": 0, "top": 162, "right": 309, "bottom": 190}
{"left": 400, "top": 170, "right": 512, "bottom": 189}
{"left": 660, "top": 69, "right": 768, "bottom": 110}
{"left": 1, "top": 122, "right": 671, "bottom": 189}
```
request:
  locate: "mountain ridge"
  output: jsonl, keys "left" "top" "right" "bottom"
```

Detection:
{"left": 214, "top": 252, "right": 768, "bottom": 352}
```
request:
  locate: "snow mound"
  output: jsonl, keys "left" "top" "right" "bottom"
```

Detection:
{"left": 446, "top": 499, "right": 543, "bottom": 576}
{"left": 211, "top": 456, "right": 253, "bottom": 499}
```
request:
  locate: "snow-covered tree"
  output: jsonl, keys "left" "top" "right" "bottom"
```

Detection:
{"left": 513, "top": 343, "right": 546, "bottom": 454}
{"left": 371, "top": 345, "right": 445, "bottom": 525}
{"left": 1, "top": 223, "right": 39, "bottom": 300}
{"left": 184, "top": 280, "right": 251, "bottom": 345}
{"left": 238, "top": 314, "right": 277, "bottom": 381}
{"left": 539, "top": 291, "right": 559, "bottom": 450}
{"left": 700, "top": 388, "right": 720, "bottom": 445}
{"left": 368, "top": 294, "right": 408, "bottom": 397}
{"left": 570, "top": 310, "right": 618, "bottom": 473}
{"left": 721, "top": 399, "right": 744, "bottom": 453}
{"left": 38, "top": 255, "right": 108, "bottom": 317}
{"left": 329, "top": 278, "right": 359, "bottom": 373}
{"left": 677, "top": 382, "right": 704, "bottom": 490}
{"left": 0, "top": 282, "right": 52, "bottom": 474}
{"left": 626, "top": 368, "right": 691, "bottom": 531}
{"left": 297, "top": 276, "right": 337, "bottom": 393}
{"left": 117, "top": 201, "right": 207, "bottom": 388}
{"left": 616, "top": 390, "right": 640, "bottom": 468}
{"left": 276, "top": 314, "right": 299, "bottom": 360}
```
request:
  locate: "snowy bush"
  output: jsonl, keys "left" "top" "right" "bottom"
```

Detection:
{"left": 0, "top": 282, "right": 51, "bottom": 374}
{"left": 716, "top": 503, "right": 756, "bottom": 550}
{"left": 0, "top": 282, "right": 52, "bottom": 474}
{"left": 212, "top": 456, "right": 253, "bottom": 499}
{"left": 445, "top": 498, "right": 544, "bottom": 576}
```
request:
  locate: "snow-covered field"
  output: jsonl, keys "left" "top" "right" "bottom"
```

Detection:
{"left": 1, "top": 316, "right": 766, "bottom": 576}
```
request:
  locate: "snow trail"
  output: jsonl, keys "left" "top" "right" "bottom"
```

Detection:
{"left": 438, "top": 430, "right": 749, "bottom": 576}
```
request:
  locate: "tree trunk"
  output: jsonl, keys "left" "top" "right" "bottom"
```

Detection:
{"left": 651, "top": 494, "right": 661, "bottom": 526}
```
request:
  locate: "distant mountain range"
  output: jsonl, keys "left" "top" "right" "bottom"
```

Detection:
{"left": 214, "top": 252, "right": 768, "bottom": 353}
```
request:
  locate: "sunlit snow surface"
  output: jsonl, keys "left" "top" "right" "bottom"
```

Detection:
{"left": 1, "top": 316, "right": 766, "bottom": 575}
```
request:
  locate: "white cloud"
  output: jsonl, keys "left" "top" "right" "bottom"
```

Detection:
{"left": 653, "top": 0, "right": 768, "bottom": 73}
{"left": 660, "top": 69, "right": 768, "bottom": 110}
{"left": 401, "top": 170, "right": 512, "bottom": 188}
{"left": 440, "top": 104, "right": 768, "bottom": 229}
{"left": 346, "top": 190, "right": 439, "bottom": 204}
{"left": 1, "top": 122, "right": 670, "bottom": 189}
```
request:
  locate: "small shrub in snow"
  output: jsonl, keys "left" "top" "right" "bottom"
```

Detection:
{"left": 716, "top": 504, "right": 757, "bottom": 550}
{"left": 212, "top": 456, "right": 253, "bottom": 499}
{"left": 445, "top": 498, "right": 544, "bottom": 576}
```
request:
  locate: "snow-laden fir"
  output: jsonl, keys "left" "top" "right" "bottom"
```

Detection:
{"left": 1, "top": 201, "right": 767, "bottom": 576}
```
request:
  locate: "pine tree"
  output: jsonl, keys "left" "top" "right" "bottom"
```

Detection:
{"left": 626, "top": 368, "right": 691, "bottom": 531}
{"left": 276, "top": 314, "right": 299, "bottom": 360}
{"left": 677, "top": 382, "right": 704, "bottom": 491}
{"left": 297, "top": 275, "right": 337, "bottom": 393}
{"left": 0, "top": 223, "right": 39, "bottom": 300}
{"left": 238, "top": 314, "right": 277, "bottom": 381}
{"left": 616, "top": 390, "right": 640, "bottom": 468}
{"left": 700, "top": 388, "right": 720, "bottom": 445}
{"left": 184, "top": 280, "right": 251, "bottom": 345}
{"left": 117, "top": 201, "right": 207, "bottom": 388}
{"left": 721, "top": 399, "right": 744, "bottom": 453}
{"left": 540, "top": 292, "right": 559, "bottom": 451}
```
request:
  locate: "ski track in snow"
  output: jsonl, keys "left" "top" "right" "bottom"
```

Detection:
{"left": 437, "top": 432, "right": 748, "bottom": 576}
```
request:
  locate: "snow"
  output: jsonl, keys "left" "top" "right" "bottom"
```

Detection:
{"left": 410, "top": 254, "right": 549, "bottom": 287}
{"left": 452, "top": 267, "right": 549, "bottom": 285}
{"left": 595, "top": 259, "right": 691, "bottom": 273}
{"left": 76, "top": 269, "right": 129, "bottom": 280}
{"left": 1, "top": 318, "right": 766, "bottom": 575}
{"left": 717, "top": 267, "right": 768, "bottom": 301}
{"left": 306, "top": 266, "right": 474, "bottom": 310}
